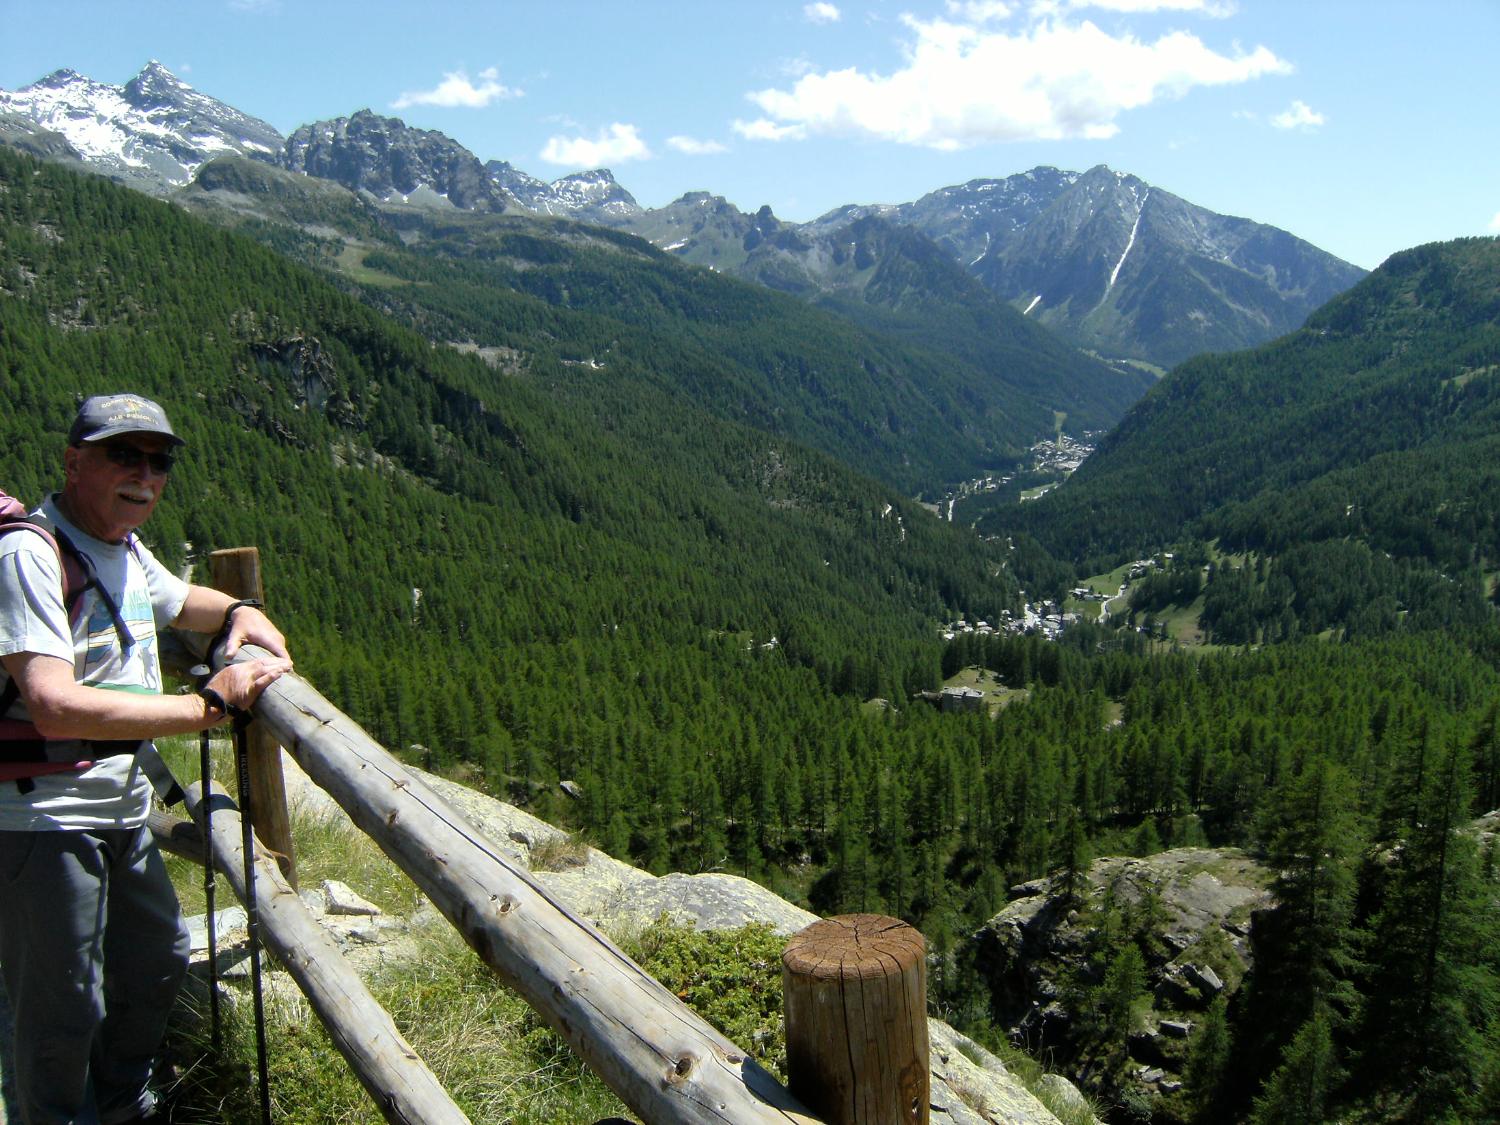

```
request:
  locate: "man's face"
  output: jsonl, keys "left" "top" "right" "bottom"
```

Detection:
{"left": 62, "top": 433, "right": 176, "bottom": 543}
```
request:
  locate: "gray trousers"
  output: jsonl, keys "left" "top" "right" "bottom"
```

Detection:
{"left": 0, "top": 824, "right": 190, "bottom": 1125}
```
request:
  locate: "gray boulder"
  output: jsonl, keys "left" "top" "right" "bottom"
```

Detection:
{"left": 976, "top": 847, "right": 1274, "bottom": 1107}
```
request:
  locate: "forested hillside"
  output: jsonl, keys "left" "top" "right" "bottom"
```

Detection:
{"left": 3, "top": 147, "right": 1498, "bottom": 1122}
{"left": 178, "top": 155, "right": 1136, "bottom": 497}
{"left": 616, "top": 196, "right": 1155, "bottom": 430}
{"left": 0, "top": 143, "right": 1019, "bottom": 770}
{"left": 992, "top": 237, "right": 1500, "bottom": 639}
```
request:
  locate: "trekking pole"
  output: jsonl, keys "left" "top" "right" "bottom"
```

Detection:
{"left": 231, "top": 704, "right": 274, "bottom": 1125}
{"left": 204, "top": 597, "right": 274, "bottom": 1123}
{"left": 190, "top": 664, "right": 222, "bottom": 1056}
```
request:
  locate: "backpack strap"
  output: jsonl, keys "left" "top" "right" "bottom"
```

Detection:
{"left": 0, "top": 511, "right": 136, "bottom": 654}
{"left": 31, "top": 515, "right": 136, "bottom": 653}
{"left": 0, "top": 507, "right": 149, "bottom": 793}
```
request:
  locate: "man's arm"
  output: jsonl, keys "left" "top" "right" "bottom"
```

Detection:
{"left": 1, "top": 650, "right": 291, "bottom": 740}
{"left": 173, "top": 585, "right": 292, "bottom": 662}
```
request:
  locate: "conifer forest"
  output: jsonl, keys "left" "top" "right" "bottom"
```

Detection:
{"left": 2, "top": 145, "right": 1498, "bottom": 1122}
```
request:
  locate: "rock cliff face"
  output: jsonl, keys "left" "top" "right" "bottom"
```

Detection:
{"left": 281, "top": 109, "right": 505, "bottom": 212}
{"left": 976, "top": 847, "right": 1273, "bottom": 1112}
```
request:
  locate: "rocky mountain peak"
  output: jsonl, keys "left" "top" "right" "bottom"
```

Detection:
{"left": 559, "top": 167, "right": 617, "bottom": 186}
{"left": 481, "top": 161, "right": 643, "bottom": 221}
{"left": 282, "top": 110, "right": 503, "bottom": 212}
{"left": 122, "top": 59, "right": 191, "bottom": 107}
{"left": 0, "top": 61, "right": 282, "bottom": 193}
{"left": 546, "top": 167, "right": 642, "bottom": 221}
{"left": 30, "top": 68, "right": 87, "bottom": 90}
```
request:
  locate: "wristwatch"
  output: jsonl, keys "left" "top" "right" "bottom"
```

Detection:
{"left": 198, "top": 686, "right": 231, "bottom": 720}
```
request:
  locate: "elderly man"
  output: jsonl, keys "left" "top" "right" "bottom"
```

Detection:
{"left": 0, "top": 393, "right": 294, "bottom": 1124}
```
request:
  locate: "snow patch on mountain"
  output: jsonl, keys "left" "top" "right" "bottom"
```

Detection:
{"left": 0, "top": 61, "right": 283, "bottom": 192}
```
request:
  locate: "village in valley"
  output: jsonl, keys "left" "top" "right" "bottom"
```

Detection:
{"left": 928, "top": 432, "right": 1099, "bottom": 520}
{"left": 926, "top": 431, "right": 1182, "bottom": 711}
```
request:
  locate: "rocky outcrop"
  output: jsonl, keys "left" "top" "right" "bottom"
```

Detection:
{"left": 976, "top": 848, "right": 1273, "bottom": 1110}
{"left": 421, "top": 773, "right": 819, "bottom": 936}
{"left": 281, "top": 109, "right": 504, "bottom": 212}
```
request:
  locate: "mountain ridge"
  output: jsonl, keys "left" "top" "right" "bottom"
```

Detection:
{"left": 625, "top": 164, "right": 1366, "bottom": 369}
{"left": 0, "top": 61, "right": 1364, "bottom": 370}
{"left": 0, "top": 60, "right": 282, "bottom": 190}
{"left": 1002, "top": 234, "right": 1500, "bottom": 637}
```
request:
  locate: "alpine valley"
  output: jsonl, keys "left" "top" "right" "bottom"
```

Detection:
{"left": 1, "top": 61, "right": 1497, "bottom": 1125}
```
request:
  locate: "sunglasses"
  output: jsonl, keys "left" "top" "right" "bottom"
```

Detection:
{"left": 99, "top": 443, "right": 177, "bottom": 474}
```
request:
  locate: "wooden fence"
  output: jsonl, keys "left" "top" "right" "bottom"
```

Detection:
{"left": 153, "top": 549, "right": 929, "bottom": 1124}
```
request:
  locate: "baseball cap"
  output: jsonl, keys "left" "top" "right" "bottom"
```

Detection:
{"left": 68, "top": 394, "right": 186, "bottom": 447}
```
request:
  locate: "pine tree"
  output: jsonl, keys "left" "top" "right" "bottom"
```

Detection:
{"left": 1249, "top": 1007, "right": 1341, "bottom": 1125}
{"left": 1357, "top": 735, "right": 1500, "bottom": 1118}
{"left": 1256, "top": 758, "right": 1365, "bottom": 1034}
{"left": 1054, "top": 805, "right": 1092, "bottom": 907}
{"left": 1182, "top": 995, "right": 1232, "bottom": 1121}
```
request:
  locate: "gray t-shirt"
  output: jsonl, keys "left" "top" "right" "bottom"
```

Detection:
{"left": 0, "top": 496, "right": 189, "bottom": 830}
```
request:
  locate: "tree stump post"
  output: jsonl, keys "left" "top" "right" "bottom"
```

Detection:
{"left": 208, "top": 546, "right": 297, "bottom": 890}
{"left": 782, "top": 914, "right": 929, "bottom": 1125}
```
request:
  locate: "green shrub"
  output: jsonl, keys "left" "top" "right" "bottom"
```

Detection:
{"left": 623, "top": 915, "right": 790, "bottom": 1079}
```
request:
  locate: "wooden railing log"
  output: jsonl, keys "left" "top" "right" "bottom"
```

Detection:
{"left": 179, "top": 778, "right": 472, "bottom": 1125}
{"left": 227, "top": 645, "right": 821, "bottom": 1125}
{"left": 148, "top": 808, "right": 205, "bottom": 865}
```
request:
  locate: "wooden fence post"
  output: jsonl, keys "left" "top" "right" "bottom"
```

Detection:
{"left": 782, "top": 914, "right": 929, "bottom": 1125}
{"left": 208, "top": 546, "right": 297, "bottom": 890}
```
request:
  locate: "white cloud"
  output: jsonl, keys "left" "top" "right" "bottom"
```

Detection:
{"left": 1271, "top": 99, "right": 1325, "bottom": 130}
{"left": 540, "top": 123, "right": 651, "bottom": 167}
{"left": 947, "top": 0, "right": 1013, "bottom": 21}
{"left": 1064, "top": 0, "right": 1237, "bottom": 15}
{"left": 732, "top": 117, "right": 808, "bottom": 142}
{"left": 391, "top": 67, "right": 520, "bottom": 110}
{"left": 1488, "top": 211, "right": 1500, "bottom": 234}
{"left": 740, "top": 13, "right": 1289, "bottom": 149}
{"left": 667, "top": 135, "right": 729, "bottom": 155}
{"left": 804, "top": 2, "right": 842, "bottom": 23}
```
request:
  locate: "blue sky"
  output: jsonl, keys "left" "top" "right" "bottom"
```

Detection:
{"left": 2, "top": 0, "right": 1496, "bottom": 271}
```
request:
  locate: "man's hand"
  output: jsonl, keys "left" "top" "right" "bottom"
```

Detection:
{"left": 220, "top": 604, "right": 291, "bottom": 663}
{"left": 1, "top": 650, "right": 290, "bottom": 739}
{"left": 205, "top": 654, "right": 294, "bottom": 715}
{"left": 173, "top": 588, "right": 293, "bottom": 663}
